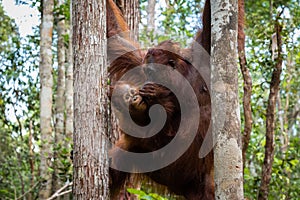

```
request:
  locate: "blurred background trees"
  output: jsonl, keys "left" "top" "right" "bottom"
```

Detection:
{"left": 0, "top": 0, "right": 299, "bottom": 199}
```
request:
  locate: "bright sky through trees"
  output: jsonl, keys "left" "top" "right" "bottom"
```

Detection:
{"left": 2, "top": 0, "right": 39, "bottom": 37}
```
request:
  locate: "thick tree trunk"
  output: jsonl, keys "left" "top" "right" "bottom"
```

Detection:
{"left": 72, "top": 0, "right": 109, "bottom": 199}
{"left": 237, "top": 0, "right": 253, "bottom": 172}
{"left": 258, "top": 19, "right": 283, "bottom": 200}
{"left": 39, "top": 0, "right": 54, "bottom": 198}
{"left": 53, "top": 0, "right": 66, "bottom": 194}
{"left": 211, "top": 0, "right": 244, "bottom": 199}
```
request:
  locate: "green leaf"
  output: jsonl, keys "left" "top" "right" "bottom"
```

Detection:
{"left": 127, "top": 188, "right": 147, "bottom": 196}
{"left": 289, "top": 159, "right": 299, "bottom": 166}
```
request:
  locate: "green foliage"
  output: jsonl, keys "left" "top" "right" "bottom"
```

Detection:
{"left": 139, "top": 0, "right": 202, "bottom": 48}
{"left": 242, "top": 0, "right": 300, "bottom": 199}
{"left": 0, "top": 1, "right": 41, "bottom": 199}
{"left": 127, "top": 188, "right": 168, "bottom": 200}
{"left": 0, "top": 0, "right": 74, "bottom": 197}
{"left": 54, "top": 0, "right": 70, "bottom": 21}
{"left": 0, "top": 5, "right": 17, "bottom": 51}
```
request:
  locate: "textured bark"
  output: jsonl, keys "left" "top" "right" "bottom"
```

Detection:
{"left": 39, "top": 0, "right": 54, "bottom": 198}
{"left": 237, "top": 0, "right": 253, "bottom": 172}
{"left": 211, "top": 0, "right": 244, "bottom": 199}
{"left": 258, "top": 19, "right": 283, "bottom": 200}
{"left": 72, "top": 0, "right": 109, "bottom": 199}
{"left": 116, "top": 0, "right": 140, "bottom": 40}
{"left": 53, "top": 0, "right": 66, "bottom": 194}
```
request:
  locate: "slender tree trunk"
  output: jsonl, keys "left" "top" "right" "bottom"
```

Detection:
{"left": 258, "top": 18, "right": 283, "bottom": 200}
{"left": 53, "top": 0, "right": 66, "bottom": 194}
{"left": 146, "top": 0, "right": 156, "bottom": 45}
{"left": 237, "top": 0, "right": 253, "bottom": 172}
{"left": 72, "top": 0, "right": 109, "bottom": 199}
{"left": 39, "top": 0, "right": 54, "bottom": 198}
{"left": 65, "top": 6, "right": 74, "bottom": 200}
{"left": 211, "top": 0, "right": 244, "bottom": 199}
{"left": 65, "top": 0, "right": 74, "bottom": 157}
{"left": 28, "top": 120, "right": 34, "bottom": 200}
{"left": 147, "top": 0, "right": 155, "bottom": 33}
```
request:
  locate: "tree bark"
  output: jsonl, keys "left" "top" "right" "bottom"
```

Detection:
{"left": 211, "top": 0, "right": 244, "bottom": 199}
{"left": 258, "top": 18, "right": 283, "bottom": 200}
{"left": 237, "top": 0, "right": 253, "bottom": 172}
{"left": 72, "top": 0, "right": 109, "bottom": 199}
{"left": 53, "top": 0, "right": 66, "bottom": 194}
{"left": 116, "top": 0, "right": 140, "bottom": 40}
{"left": 39, "top": 0, "right": 54, "bottom": 198}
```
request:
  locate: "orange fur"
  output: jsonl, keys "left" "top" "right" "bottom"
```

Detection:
{"left": 107, "top": 0, "right": 129, "bottom": 37}
{"left": 107, "top": 0, "right": 213, "bottom": 199}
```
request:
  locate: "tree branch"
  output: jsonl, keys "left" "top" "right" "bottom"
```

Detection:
{"left": 47, "top": 182, "right": 72, "bottom": 200}
{"left": 258, "top": 18, "right": 283, "bottom": 200}
{"left": 16, "top": 182, "right": 39, "bottom": 200}
{"left": 238, "top": 0, "right": 253, "bottom": 172}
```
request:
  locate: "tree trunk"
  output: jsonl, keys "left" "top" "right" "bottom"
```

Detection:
{"left": 28, "top": 121, "right": 35, "bottom": 200}
{"left": 258, "top": 18, "right": 283, "bottom": 200}
{"left": 147, "top": 0, "right": 156, "bottom": 34}
{"left": 72, "top": 0, "right": 109, "bottom": 199}
{"left": 39, "top": 0, "right": 54, "bottom": 198}
{"left": 237, "top": 0, "right": 253, "bottom": 172}
{"left": 211, "top": 0, "right": 244, "bottom": 199}
{"left": 61, "top": 3, "right": 74, "bottom": 199}
{"left": 116, "top": 0, "right": 140, "bottom": 40}
{"left": 65, "top": 0, "right": 74, "bottom": 158}
{"left": 53, "top": 0, "right": 66, "bottom": 194}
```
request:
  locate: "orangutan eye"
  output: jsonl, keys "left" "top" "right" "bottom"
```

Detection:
{"left": 153, "top": 49, "right": 163, "bottom": 56}
{"left": 123, "top": 93, "right": 131, "bottom": 102}
{"left": 168, "top": 59, "right": 176, "bottom": 69}
{"left": 129, "top": 88, "right": 136, "bottom": 96}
